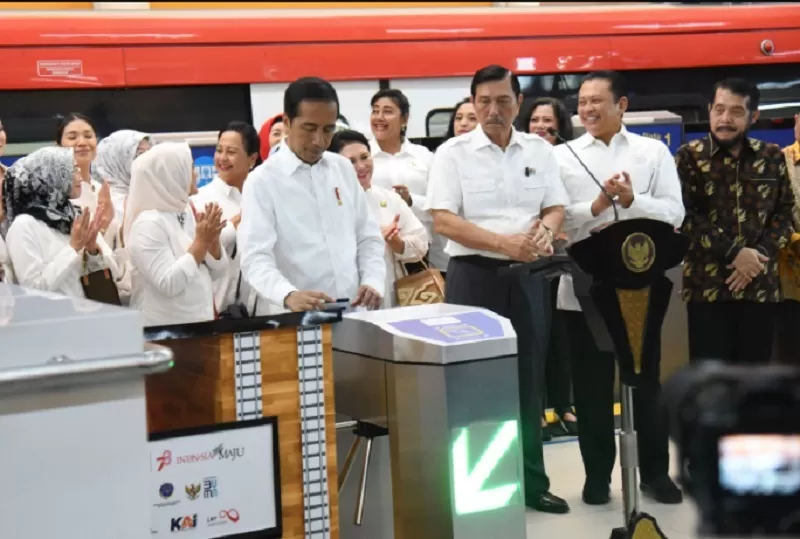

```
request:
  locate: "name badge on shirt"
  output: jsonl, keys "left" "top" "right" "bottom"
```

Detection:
{"left": 334, "top": 187, "right": 343, "bottom": 206}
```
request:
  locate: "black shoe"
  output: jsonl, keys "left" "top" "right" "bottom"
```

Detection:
{"left": 527, "top": 491, "right": 570, "bottom": 514}
{"left": 542, "top": 425, "right": 553, "bottom": 442}
{"left": 558, "top": 417, "right": 579, "bottom": 436}
{"left": 641, "top": 476, "right": 683, "bottom": 504}
{"left": 582, "top": 478, "right": 611, "bottom": 505}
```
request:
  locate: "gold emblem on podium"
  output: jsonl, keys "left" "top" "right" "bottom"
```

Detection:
{"left": 621, "top": 233, "right": 656, "bottom": 273}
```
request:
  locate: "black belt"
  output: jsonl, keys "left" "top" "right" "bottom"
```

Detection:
{"left": 451, "top": 255, "right": 515, "bottom": 271}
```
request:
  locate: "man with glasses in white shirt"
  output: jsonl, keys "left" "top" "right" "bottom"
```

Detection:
{"left": 428, "top": 64, "right": 570, "bottom": 515}
{"left": 554, "top": 70, "right": 685, "bottom": 506}
{"left": 239, "top": 77, "right": 385, "bottom": 313}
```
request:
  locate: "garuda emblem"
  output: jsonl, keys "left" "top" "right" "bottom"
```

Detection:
{"left": 621, "top": 233, "right": 656, "bottom": 273}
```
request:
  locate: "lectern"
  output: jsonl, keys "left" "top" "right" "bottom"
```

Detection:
{"left": 567, "top": 218, "right": 688, "bottom": 538}
{"left": 145, "top": 310, "right": 343, "bottom": 539}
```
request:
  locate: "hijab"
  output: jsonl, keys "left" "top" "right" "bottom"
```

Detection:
{"left": 95, "top": 129, "right": 150, "bottom": 195}
{"left": 123, "top": 142, "right": 193, "bottom": 245}
{"left": 3, "top": 146, "right": 77, "bottom": 235}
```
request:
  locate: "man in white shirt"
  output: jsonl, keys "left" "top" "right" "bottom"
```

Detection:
{"left": 239, "top": 77, "right": 385, "bottom": 312}
{"left": 428, "top": 64, "right": 570, "bottom": 515}
{"left": 554, "top": 70, "right": 685, "bottom": 506}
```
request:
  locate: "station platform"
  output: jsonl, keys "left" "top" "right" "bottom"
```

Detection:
{"left": 528, "top": 438, "right": 696, "bottom": 539}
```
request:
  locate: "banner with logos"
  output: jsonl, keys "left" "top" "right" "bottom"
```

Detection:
{"left": 149, "top": 417, "right": 281, "bottom": 538}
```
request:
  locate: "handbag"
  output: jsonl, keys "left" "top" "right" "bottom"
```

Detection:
{"left": 80, "top": 251, "right": 122, "bottom": 306}
{"left": 394, "top": 253, "right": 445, "bottom": 306}
{"left": 218, "top": 269, "right": 259, "bottom": 319}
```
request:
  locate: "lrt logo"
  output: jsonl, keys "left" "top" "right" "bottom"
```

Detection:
{"left": 170, "top": 514, "right": 197, "bottom": 532}
{"left": 156, "top": 450, "right": 172, "bottom": 472}
{"left": 194, "top": 155, "right": 215, "bottom": 189}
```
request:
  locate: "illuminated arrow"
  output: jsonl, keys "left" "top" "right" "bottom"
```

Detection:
{"left": 452, "top": 420, "right": 520, "bottom": 516}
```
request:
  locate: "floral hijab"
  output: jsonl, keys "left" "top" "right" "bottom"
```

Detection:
{"left": 95, "top": 129, "right": 150, "bottom": 195}
{"left": 3, "top": 146, "right": 77, "bottom": 235}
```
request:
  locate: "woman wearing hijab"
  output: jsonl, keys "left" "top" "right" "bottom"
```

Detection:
{"left": 124, "top": 142, "right": 228, "bottom": 326}
{"left": 4, "top": 146, "right": 118, "bottom": 297}
{"left": 95, "top": 129, "right": 151, "bottom": 225}
{"left": 95, "top": 129, "right": 151, "bottom": 302}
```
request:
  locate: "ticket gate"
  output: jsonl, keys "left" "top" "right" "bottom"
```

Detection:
{"left": 333, "top": 304, "right": 525, "bottom": 539}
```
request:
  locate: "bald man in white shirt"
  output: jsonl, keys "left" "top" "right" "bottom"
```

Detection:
{"left": 239, "top": 77, "right": 386, "bottom": 313}
{"left": 554, "top": 70, "right": 685, "bottom": 506}
{"left": 428, "top": 65, "right": 570, "bottom": 515}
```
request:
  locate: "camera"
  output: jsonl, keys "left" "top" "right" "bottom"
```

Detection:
{"left": 663, "top": 361, "right": 800, "bottom": 537}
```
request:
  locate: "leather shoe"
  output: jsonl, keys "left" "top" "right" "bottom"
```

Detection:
{"left": 527, "top": 491, "right": 570, "bottom": 514}
{"left": 582, "top": 478, "right": 611, "bottom": 505}
{"left": 641, "top": 476, "right": 683, "bottom": 504}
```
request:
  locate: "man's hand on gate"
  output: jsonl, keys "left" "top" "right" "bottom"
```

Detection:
{"left": 284, "top": 290, "right": 334, "bottom": 312}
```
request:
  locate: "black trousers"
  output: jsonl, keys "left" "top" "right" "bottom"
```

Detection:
{"left": 545, "top": 279, "right": 573, "bottom": 415}
{"left": 687, "top": 301, "right": 777, "bottom": 364}
{"left": 563, "top": 310, "right": 670, "bottom": 484}
{"left": 775, "top": 300, "right": 800, "bottom": 366}
{"left": 446, "top": 256, "right": 550, "bottom": 498}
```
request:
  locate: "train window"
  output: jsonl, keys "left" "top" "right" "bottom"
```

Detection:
{"left": 0, "top": 84, "right": 253, "bottom": 144}
{"left": 425, "top": 107, "right": 455, "bottom": 138}
{"left": 518, "top": 63, "right": 800, "bottom": 124}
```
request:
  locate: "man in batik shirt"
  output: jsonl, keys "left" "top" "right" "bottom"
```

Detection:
{"left": 677, "top": 78, "right": 795, "bottom": 365}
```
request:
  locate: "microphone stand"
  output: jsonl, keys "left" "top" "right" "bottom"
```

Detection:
{"left": 547, "top": 127, "right": 619, "bottom": 222}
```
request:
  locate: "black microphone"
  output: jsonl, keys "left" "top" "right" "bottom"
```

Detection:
{"left": 546, "top": 127, "right": 618, "bottom": 222}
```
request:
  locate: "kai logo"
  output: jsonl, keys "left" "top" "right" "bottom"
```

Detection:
{"left": 170, "top": 514, "right": 197, "bottom": 532}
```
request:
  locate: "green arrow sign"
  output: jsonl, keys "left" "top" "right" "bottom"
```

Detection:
{"left": 452, "top": 420, "right": 520, "bottom": 516}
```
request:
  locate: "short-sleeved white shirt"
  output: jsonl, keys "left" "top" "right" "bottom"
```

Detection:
{"left": 427, "top": 125, "right": 569, "bottom": 260}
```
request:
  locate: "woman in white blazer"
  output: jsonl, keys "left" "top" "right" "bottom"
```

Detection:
{"left": 330, "top": 129, "right": 428, "bottom": 308}
{"left": 124, "top": 142, "right": 228, "bottom": 326}
{"left": 4, "top": 147, "right": 118, "bottom": 298}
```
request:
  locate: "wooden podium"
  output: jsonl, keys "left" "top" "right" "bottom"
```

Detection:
{"left": 144, "top": 312, "right": 342, "bottom": 539}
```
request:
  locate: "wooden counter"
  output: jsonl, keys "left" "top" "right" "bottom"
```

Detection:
{"left": 145, "top": 312, "right": 341, "bottom": 539}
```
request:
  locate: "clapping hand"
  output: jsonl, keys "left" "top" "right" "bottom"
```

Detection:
{"left": 195, "top": 203, "right": 225, "bottom": 245}
{"left": 69, "top": 208, "right": 105, "bottom": 254}
{"left": 381, "top": 214, "right": 404, "bottom": 253}
{"left": 392, "top": 185, "right": 412, "bottom": 206}
{"left": 96, "top": 180, "right": 114, "bottom": 231}
{"left": 529, "top": 219, "right": 554, "bottom": 256}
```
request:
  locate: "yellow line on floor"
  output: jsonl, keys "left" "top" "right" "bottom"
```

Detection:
{"left": 545, "top": 402, "right": 620, "bottom": 424}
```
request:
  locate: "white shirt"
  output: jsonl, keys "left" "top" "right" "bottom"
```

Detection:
{"left": 127, "top": 209, "right": 229, "bottom": 326}
{"left": 192, "top": 176, "right": 247, "bottom": 311}
{"left": 554, "top": 126, "right": 685, "bottom": 311}
{"left": 6, "top": 214, "right": 118, "bottom": 299}
{"left": 0, "top": 235, "right": 12, "bottom": 284}
{"left": 364, "top": 184, "right": 429, "bottom": 308}
{"left": 427, "top": 125, "right": 570, "bottom": 260}
{"left": 238, "top": 146, "right": 386, "bottom": 312}
{"left": 370, "top": 139, "right": 449, "bottom": 270}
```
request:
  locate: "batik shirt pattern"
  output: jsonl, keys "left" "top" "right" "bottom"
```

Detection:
{"left": 677, "top": 136, "right": 795, "bottom": 303}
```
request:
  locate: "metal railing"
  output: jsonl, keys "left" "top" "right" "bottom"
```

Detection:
{"left": 0, "top": 342, "right": 174, "bottom": 396}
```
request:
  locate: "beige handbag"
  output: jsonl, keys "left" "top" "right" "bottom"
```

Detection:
{"left": 393, "top": 256, "right": 446, "bottom": 306}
